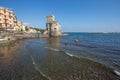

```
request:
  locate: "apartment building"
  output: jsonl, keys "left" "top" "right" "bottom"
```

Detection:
{"left": 0, "top": 7, "right": 17, "bottom": 31}
{"left": 17, "top": 21, "right": 26, "bottom": 32}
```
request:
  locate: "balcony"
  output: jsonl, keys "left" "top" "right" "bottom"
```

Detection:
{"left": 9, "top": 18, "right": 12, "bottom": 20}
{"left": 4, "top": 22, "right": 9, "bottom": 24}
{"left": 10, "top": 23, "right": 12, "bottom": 24}
{"left": 4, "top": 17, "right": 9, "bottom": 20}
{"left": 9, "top": 14, "right": 13, "bottom": 17}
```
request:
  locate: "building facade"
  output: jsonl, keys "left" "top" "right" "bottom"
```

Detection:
{"left": 0, "top": 7, "right": 17, "bottom": 31}
{"left": 27, "top": 27, "right": 37, "bottom": 33}
{"left": 16, "top": 21, "right": 26, "bottom": 32}
{"left": 46, "top": 15, "right": 61, "bottom": 37}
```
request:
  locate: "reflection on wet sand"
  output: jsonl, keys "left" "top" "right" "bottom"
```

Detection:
{"left": 46, "top": 37, "right": 61, "bottom": 47}
{"left": 0, "top": 41, "right": 48, "bottom": 80}
{"left": 0, "top": 42, "right": 20, "bottom": 67}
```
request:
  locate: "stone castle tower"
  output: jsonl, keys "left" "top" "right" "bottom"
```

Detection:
{"left": 46, "top": 15, "right": 61, "bottom": 37}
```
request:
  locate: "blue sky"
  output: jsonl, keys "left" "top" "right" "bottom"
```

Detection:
{"left": 0, "top": 0, "right": 120, "bottom": 32}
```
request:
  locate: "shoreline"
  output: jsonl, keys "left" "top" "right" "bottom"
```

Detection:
{"left": 0, "top": 33, "right": 69, "bottom": 47}
{"left": 0, "top": 36, "right": 120, "bottom": 79}
{"left": 1, "top": 33, "right": 119, "bottom": 80}
{"left": 0, "top": 33, "right": 43, "bottom": 47}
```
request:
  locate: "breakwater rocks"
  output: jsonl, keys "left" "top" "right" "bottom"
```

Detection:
{"left": 14, "top": 33, "right": 41, "bottom": 39}
{"left": 0, "top": 33, "right": 43, "bottom": 46}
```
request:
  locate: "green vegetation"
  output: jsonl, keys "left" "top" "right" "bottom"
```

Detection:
{"left": 0, "top": 33, "right": 8, "bottom": 38}
{"left": 25, "top": 26, "right": 45, "bottom": 34}
{"left": 25, "top": 26, "right": 29, "bottom": 31}
{"left": 7, "top": 37, "right": 10, "bottom": 41}
{"left": 20, "top": 29, "right": 23, "bottom": 32}
{"left": 40, "top": 29, "right": 45, "bottom": 34}
{"left": 33, "top": 28, "right": 45, "bottom": 34}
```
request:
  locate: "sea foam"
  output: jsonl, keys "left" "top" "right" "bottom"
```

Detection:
{"left": 114, "top": 70, "right": 120, "bottom": 76}
{"left": 64, "top": 51, "right": 74, "bottom": 57}
{"left": 45, "top": 47, "right": 60, "bottom": 52}
{"left": 45, "top": 47, "right": 74, "bottom": 57}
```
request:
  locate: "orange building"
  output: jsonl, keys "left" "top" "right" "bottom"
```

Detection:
{"left": 0, "top": 7, "right": 17, "bottom": 31}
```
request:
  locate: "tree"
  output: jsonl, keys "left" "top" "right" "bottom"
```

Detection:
{"left": 25, "top": 26, "right": 29, "bottom": 31}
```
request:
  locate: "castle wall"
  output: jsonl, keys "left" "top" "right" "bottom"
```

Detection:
{"left": 51, "top": 22, "right": 61, "bottom": 36}
{"left": 46, "top": 15, "right": 61, "bottom": 37}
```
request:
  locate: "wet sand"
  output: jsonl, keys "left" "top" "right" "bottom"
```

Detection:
{"left": 0, "top": 39, "right": 120, "bottom": 80}
{"left": 0, "top": 40, "right": 48, "bottom": 80}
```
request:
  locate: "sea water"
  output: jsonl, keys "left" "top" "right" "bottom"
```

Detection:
{"left": 25, "top": 33, "right": 120, "bottom": 80}
{"left": 61, "top": 33, "right": 120, "bottom": 73}
{"left": 0, "top": 33, "right": 120, "bottom": 80}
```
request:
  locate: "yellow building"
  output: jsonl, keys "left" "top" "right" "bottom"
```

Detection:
{"left": 17, "top": 21, "right": 26, "bottom": 32}
{"left": 0, "top": 6, "right": 17, "bottom": 31}
{"left": 17, "top": 21, "right": 22, "bottom": 27}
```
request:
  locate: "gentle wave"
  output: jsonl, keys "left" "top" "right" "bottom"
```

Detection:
{"left": 45, "top": 47, "right": 60, "bottom": 52}
{"left": 114, "top": 70, "right": 120, "bottom": 76}
{"left": 63, "top": 50, "right": 120, "bottom": 77}
{"left": 64, "top": 51, "right": 74, "bottom": 57}
{"left": 61, "top": 42, "right": 97, "bottom": 48}
{"left": 45, "top": 47, "right": 75, "bottom": 57}
{"left": 45, "top": 47, "right": 120, "bottom": 76}
{"left": 30, "top": 55, "right": 51, "bottom": 80}
{"left": 102, "top": 48, "right": 120, "bottom": 54}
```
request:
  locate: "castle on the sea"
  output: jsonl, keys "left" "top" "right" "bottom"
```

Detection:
{"left": 44, "top": 15, "right": 62, "bottom": 37}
